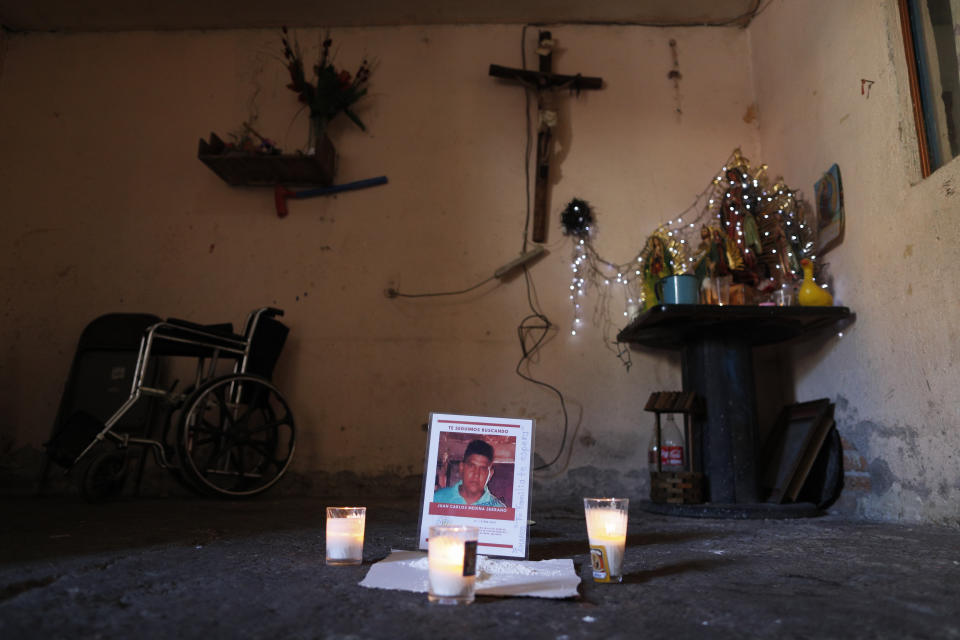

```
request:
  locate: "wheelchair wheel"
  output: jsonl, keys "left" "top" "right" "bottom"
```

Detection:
{"left": 177, "top": 374, "right": 295, "bottom": 497}
{"left": 81, "top": 450, "right": 128, "bottom": 503}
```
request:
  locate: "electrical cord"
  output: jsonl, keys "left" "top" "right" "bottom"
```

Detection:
{"left": 386, "top": 276, "right": 495, "bottom": 298}
{"left": 517, "top": 272, "right": 570, "bottom": 471}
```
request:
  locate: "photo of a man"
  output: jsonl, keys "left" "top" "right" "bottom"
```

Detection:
{"left": 419, "top": 413, "right": 532, "bottom": 558}
{"left": 432, "top": 438, "right": 507, "bottom": 507}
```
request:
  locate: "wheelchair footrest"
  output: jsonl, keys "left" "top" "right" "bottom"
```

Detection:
{"left": 45, "top": 411, "right": 105, "bottom": 468}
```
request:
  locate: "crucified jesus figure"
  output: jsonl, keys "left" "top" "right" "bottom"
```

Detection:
{"left": 490, "top": 31, "right": 603, "bottom": 242}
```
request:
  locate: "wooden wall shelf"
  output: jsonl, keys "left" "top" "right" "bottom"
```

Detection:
{"left": 197, "top": 134, "right": 336, "bottom": 187}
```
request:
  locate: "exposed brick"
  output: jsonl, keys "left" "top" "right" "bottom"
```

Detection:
{"left": 844, "top": 452, "right": 868, "bottom": 472}
{"left": 844, "top": 474, "right": 872, "bottom": 493}
{"left": 839, "top": 436, "right": 868, "bottom": 472}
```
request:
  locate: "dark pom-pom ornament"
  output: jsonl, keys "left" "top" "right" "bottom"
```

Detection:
{"left": 561, "top": 198, "right": 593, "bottom": 237}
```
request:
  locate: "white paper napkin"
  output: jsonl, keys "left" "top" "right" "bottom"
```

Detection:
{"left": 358, "top": 550, "right": 581, "bottom": 599}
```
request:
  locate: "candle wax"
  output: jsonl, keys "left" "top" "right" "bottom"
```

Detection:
{"left": 428, "top": 537, "right": 474, "bottom": 597}
{"left": 585, "top": 507, "right": 627, "bottom": 577}
{"left": 326, "top": 517, "right": 364, "bottom": 561}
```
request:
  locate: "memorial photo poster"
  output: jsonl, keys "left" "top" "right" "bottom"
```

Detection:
{"left": 418, "top": 413, "right": 534, "bottom": 559}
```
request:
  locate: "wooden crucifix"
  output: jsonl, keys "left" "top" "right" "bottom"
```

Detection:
{"left": 490, "top": 31, "right": 603, "bottom": 242}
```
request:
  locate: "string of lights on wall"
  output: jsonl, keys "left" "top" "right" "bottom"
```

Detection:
{"left": 561, "top": 148, "right": 819, "bottom": 342}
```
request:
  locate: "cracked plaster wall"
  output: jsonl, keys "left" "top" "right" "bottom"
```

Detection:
{"left": 750, "top": 0, "right": 960, "bottom": 524}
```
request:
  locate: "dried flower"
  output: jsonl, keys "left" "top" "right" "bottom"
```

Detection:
{"left": 281, "top": 26, "right": 372, "bottom": 132}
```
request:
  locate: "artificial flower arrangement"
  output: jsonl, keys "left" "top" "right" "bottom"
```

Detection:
{"left": 281, "top": 26, "right": 372, "bottom": 143}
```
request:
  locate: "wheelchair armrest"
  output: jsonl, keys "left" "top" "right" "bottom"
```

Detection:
{"left": 165, "top": 318, "right": 242, "bottom": 341}
{"left": 148, "top": 319, "right": 246, "bottom": 359}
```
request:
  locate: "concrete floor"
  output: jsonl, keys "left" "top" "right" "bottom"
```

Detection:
{"left": 1, "top": 495, "right": 958, "bottom": 639}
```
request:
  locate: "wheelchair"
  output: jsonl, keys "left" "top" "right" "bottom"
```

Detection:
{"left": 45, "top": 307, "right": 296, "bottom": 501}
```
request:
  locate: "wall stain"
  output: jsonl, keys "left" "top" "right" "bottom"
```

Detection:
{"left": 668, "top": 39, "right": 682, "bottom": 119}
{"left": 835, "top": 394, "right": 850, "bottom": 413}
{"left": 838, "top": 418, "right": 932, "bottom": 498}
{"left": 846, "top": 416, "right": 943, "bottom": 508}
{"left": 743, "top": 103, "right": 759, "bottom": 124}
{"left": 938, "top": 480, "right": 951, "bottom": 499}
{"left": 845, "top": 419, "right": 922, "bottom": 465}
{"left": 903, "top": 244, "right": 913, "bottom": 258}
{"left": 944, "top": 179, "right": 955, "bottom": 197}
{"left": 902, "top": 476, "right": 933, "bottom": 499}
{"left": 16, "top": 228, "right": 56, "bottom": 246}
{"left": 868, "top": 458, "right": 894, "bottom": 495}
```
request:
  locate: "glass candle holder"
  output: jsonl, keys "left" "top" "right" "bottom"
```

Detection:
{"left": 715, "top": 275, "right": 732, "bottom": 306}
{"left": 773, "top": 287, "right": 793, "bottom": 306}
{"left": 325, "top": 507, "right": 366, "bottom": 565}
{"left": 584, "top": 498, "right": 629, "bottom": 583}
{"left": 427, "top": 525, "right": 479, "bottom": 605}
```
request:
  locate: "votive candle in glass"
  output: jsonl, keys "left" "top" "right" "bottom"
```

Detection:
{"left": 584, "top": 497, "right": 629, "bottom": 583}
{"left": 325, "top": 507, "right": 366, "bottom": 565}
{"left": 427, "top": 525, "right": 479, "bottom": 604}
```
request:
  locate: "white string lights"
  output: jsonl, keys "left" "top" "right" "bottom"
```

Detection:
{"left": 563, "top": 149, "right": 817, "bottom": 343}
{"left": 561, "top": 197, "right": 708, "bottom": 347}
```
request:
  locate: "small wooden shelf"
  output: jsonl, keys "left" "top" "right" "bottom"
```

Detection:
{"left": 197, "top": 134, "right": 336, "bottom": 187}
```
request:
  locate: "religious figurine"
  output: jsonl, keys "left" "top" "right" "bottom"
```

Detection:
{"left": 771, "top": 224, "right": 794, "bottom": 277}
{"left": 693, "top": 225, "right": 714, "bottom": 276}
{"left": 743, "top": 211, "right": 762, "bottom": 259}
{"left": 715, "top": 158, "right": 767, "bottom": 288}
{"left": 641, "top": 233, "right": 673, "bottom": 309}
{"left": 693, "top": 225, "right": 718, "bottom": 304}
{"left": 713, "top": 227, "right": 735, "bottom": 275}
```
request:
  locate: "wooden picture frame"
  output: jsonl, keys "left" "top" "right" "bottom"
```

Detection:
{"left": 760, "top": 399, "right": 834, "bottom": 504}
{"left": 814, "top": 164, "right": 844, "bottom": 255}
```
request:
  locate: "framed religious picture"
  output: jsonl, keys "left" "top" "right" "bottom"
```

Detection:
{"left": 417, "top": 412, "right": 534, "bottom": 559}
{"left": 814, "top": 163, "right": 845, "bottom": 255}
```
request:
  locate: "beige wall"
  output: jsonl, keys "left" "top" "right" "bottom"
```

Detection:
{"left": 0, "top": 25, "right": 757, "bottom": 492}
{"left": 750, "top": 0, "right": 960, "bottom": 523}
{"left": 3, "top": 6, "right": 955, "bottom": 523}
